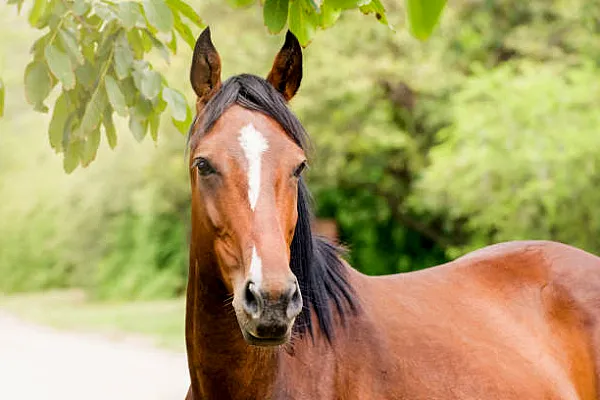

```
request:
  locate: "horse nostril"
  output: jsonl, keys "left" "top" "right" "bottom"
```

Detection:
{"left": 291, "top": 286, "right": 300, "bottom": 304}
{"left": 243, "top": 281, "right": 262, "bottom": 318}
{"left": 286, "top": 283, "right": 303, "bottom": 319}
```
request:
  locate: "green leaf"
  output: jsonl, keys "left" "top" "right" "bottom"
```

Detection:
{"left": 118, "top": 1, "right": 143, "bottom": 30}
{"left": 81, "top": 128, "right": 101, "bottom": 166}
{"left": 94, "top": 3, "right": 118, "bottom": 22}
{"left": 72, "top": 0, "right": 90, "bottom": 16}
{"left": 318, "top": 1, "right": 341, "bottom": 28}
{"left": 359, "top": 0, "right": 391, "bottom": 29}
{"left": 28, "top": 0, "right": 48, "bottom": 26}
{"left": 58, "top": 30, "right": 85, "bottom": 65}
{"left": 142, "top": 29, "right": 170, "bottom": 61}
{"left": 49, "top": 93, "right": 69, "bottom": 151}
{"left": 139, "top": 29, "right": 154, "bottom": 52}
{"left": 162, "top": 87, "right": 188, "bottom": 121}
{"left": 264, "top": 0, "right": 289, "bottom": 34}
{"left": 24, "top": 61, "right": 52, "bottom": 106}
{"left": 133, "top": 97, "right": 153, "bottom": 118}
{"left": 119, "top": 77, "right": 138, "bottom": 106}
{"left": 52, "top": 1, "right": 68, "bottom": 17}
{"left": 171, "top": 105, "right": 192, "bottom": 134}
{"left": 153, "top": 95, "right": 167, "bottom": 113}
{"left": 80, "top": 84, "right": 108, "bottom": 134}
{"left": 75, "top": 60, "right": 96, "bottom": 89}
{"left": 98, "top": 28, "right": 121, "bottom": 60}
{"left": 62, "top": 112, "right": 77, "bottom": 150}
{"left": 81, "top": 35, "right": 95, "bottom": 61}
{"left": 63, "top": 139, "right": 82, "bottom": 173}
{"left": 45, "top": 44, "right": 76, "bottom": 90}
{"left": 142, "top": 0, "right": 174, "bottom": 32}
{"left": 86, "top": 14, "right": 102, "bottom": 29}
{"left": 34, "top": 3, "right": 53, "bottom": 29}
{"left": 31, "top": 33, "right": 50, "bottom": 59}
{"left": 327, "top": 0, "right": 360, "bottom": 10}
{"left": 103, "top": 109, "right": 117, "bottom": 149}
{"left": 288, "top": 0, "right": 319, "bottom": 46}
{"left": 0, "top": 79, "right": 4, "bottom": 118}
{"left": 165, "top": 0, "right": 203, "bottom": 27}
{"left": 114, "top": 35, "right": 134, "bottom": 79}
{"left": 126, "top": 29, "right": 145, "bottom": 59}
{"left": 406, "top": 0, "right": 446, "bottom": 40}
{"left": 105, "top": 75, "right": 128, "bottom": 117}
{"left": 173, "top": 12, "right": 195, "bottom": 49}
{"left": 129, "top": 115, "right": 148, "bottom": 141}
{"left": 167, "top": 31, "right": 177, "bottom": 53}
{"left": 134, "top": 66, "right": 162, "bottom": 99}
{"left": 149, "top": 112, "right": 160, "bottom": 141}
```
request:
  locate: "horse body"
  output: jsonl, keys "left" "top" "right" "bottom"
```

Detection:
{"left": 183, "top": 28, "right": 600, "bottom": 399}
{"left": 186, "top": 240, "right": 600, "bottom": 399}
{"left": 346, "top": 240, "right": 599, "bottom": 399}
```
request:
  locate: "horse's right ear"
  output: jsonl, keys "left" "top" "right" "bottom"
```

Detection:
{"left": 267, "top": 31, "right": 302, "bottom": 102}
{"left": 190, "top": 27, "right": 222, "bottom": 109}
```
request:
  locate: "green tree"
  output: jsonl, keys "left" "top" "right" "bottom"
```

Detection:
{"left": 4, "top": 0, "right": 600, "bottom": 298}
{"left": 2, "top": 0, "right": 446, "bottom": 172}
{"left": 294, "top": 0, "right": 600, "bottom": 272}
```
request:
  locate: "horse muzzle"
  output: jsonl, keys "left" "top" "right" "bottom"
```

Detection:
{"left": 235, "top": 279, "right": 303, "bottom": 346}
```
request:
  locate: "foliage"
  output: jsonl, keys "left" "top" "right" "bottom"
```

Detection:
{"left": 2, "top": 0, "right": 446, "bottom": 172}
{"left": 6, "top": 0, "right": 200, "bottom": 172}
{"left": 406, "top": 0, "right": 445, "bottom": 40}
{"left": 415, "top": 61, "right": 600, "bottom": 257}
{"left": 295, "top": 0, "right": 600, "bottom": 271}
{"left": 4, "top": 0, "right": 600, "bottom": 299}
{"left": 0, "top": 105, "right": 188, "bottom": 298}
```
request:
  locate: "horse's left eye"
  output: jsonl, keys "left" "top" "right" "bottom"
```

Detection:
{"left": 293, "top": 161, "right": 307, "bottom": 178}
{"left": 195, "top": 158, "right": 216, "bottom": 176}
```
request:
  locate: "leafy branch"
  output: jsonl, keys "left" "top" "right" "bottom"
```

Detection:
{"left": 3, "top": 0, "right": 447, "bottom": 172}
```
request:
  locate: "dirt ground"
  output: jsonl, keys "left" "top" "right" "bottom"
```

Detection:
{"left": 0, "top": 312, "right": 189, "bottom": 400}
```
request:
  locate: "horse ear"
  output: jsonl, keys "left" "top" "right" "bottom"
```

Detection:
{"left": 190, "top": 27, "right": 222, "bottom": 108}
{"left": 267, "top": 31, "right": 302, "bottom": 102}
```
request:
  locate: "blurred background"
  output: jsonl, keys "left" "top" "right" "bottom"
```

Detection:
{"left": 2, "top": 0, "right": 600, "bottom": 398}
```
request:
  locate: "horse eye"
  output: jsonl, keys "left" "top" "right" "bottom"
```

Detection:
{"left": 293, "top": 161, "right": 307, "bottom": 178}
{"left": 195, "top": 158, "right": 216, "bottom": 176}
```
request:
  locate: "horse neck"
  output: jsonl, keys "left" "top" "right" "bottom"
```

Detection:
{"left": 186, "top": 239, "right": 282, "bottom": 399}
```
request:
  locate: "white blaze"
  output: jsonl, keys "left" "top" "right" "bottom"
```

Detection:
{"left": 238, "top": 123, "right": 269, "bottom": 211}
{"left": 249, "top": 246, "right": 262, "bottom": 284}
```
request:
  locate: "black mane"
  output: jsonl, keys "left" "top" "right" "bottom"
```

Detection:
{"left": 188, "top": 74, "right": 357, "bottom": 342}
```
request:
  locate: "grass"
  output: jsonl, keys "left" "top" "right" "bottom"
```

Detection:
{"left": 0, "top": 290, "right": 186, "bottom": 351}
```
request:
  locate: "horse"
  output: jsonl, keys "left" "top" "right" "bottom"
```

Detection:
{"left": 184, "top": 27, "right": 600, "bottom": 399}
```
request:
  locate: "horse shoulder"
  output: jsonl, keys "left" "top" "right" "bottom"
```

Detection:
{"left": 456, "top": 240, "right": 600, "bottom": 398}
{"left": 538, "top": 241, "right": 600, "bottom": 398}
{"left": 354, "top": 240, "right": 600, "bottom": 399}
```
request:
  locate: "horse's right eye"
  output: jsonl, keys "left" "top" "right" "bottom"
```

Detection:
{"left": 293, "top": 161, "right": 308, "bottom": 178}
{"left": 195, "top": 158, "right": 216, "bottom": 176}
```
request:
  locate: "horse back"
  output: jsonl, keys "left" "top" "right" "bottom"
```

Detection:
{"left": 456, "top": 240, "right": 600, "bottom": 398}
{"left": 346, "top": 240, "right": 600, "bottom": 399}
{"left": 536, "top": 241, "right": 600, "bottom": 398}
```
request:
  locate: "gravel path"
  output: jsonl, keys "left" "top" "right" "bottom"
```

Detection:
{"left": 0, "top": 312, "right": 189, "bottom": 400}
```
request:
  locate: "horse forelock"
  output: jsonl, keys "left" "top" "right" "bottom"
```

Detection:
{"left": 187, "top": 73, "right": 358, "bottom": 343}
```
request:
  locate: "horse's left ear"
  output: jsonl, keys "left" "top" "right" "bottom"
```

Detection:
{"left": 267, "top": 31, "right": 302, "bottom": 102}
{"left": 190, "top": 27, "right": 222, "bottom": 109}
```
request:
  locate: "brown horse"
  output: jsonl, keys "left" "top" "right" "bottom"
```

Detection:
{"left": 184, "top": 27, "right": 600, "bottom": 399}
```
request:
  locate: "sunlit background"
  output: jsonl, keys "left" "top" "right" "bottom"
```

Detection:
{"left": 2, "top": 0, "right": 600, "bottom": 398}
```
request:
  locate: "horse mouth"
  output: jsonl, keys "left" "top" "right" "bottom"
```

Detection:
{"left": 242, "top": 329, "right": 290, "bottom": 347}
